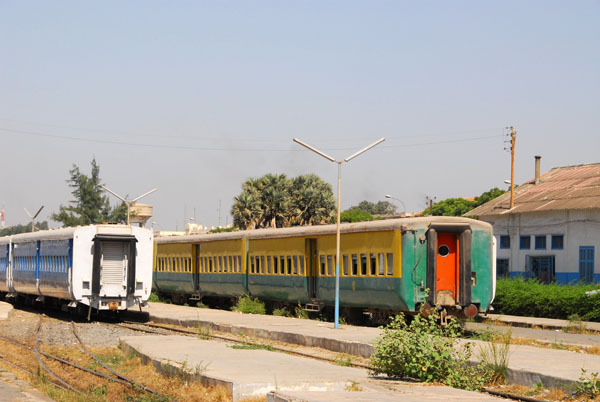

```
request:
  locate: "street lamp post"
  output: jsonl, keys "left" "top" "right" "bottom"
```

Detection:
{"left": 24, "top": 205, "right": 44, "bottom": 232}
{"left": 293, "top": 137, "right": 385, "bottom": 329}
{"left": 101, "top": 186, "right": 158, "bottom": 226}
{"left": 384, "top": 194, "right": 406, "bottom": 216}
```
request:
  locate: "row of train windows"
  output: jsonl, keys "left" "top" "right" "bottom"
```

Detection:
{"left": 156, "top": 257, "right": 192, "bottom": 273}
{"left": 9, "top": 256, "right": 70, "bottom": 271}
{"left": 39, "top": 256, "right": 69, "bottom": 272}
{"left": 321, "top": 253, "right": 394, "bottom": 277}
{"left": 13, "top": 256, "right": 37, "bottom": 270}
{"left": 199, "top": 255, "right": 243, "bottom": 273}
{"left": 249, "top": 255, "right": 305, "bottom": 276}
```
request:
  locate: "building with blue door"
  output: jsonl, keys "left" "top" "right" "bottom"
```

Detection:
{"left": 469, "top": 157, "right": 600, "bottom": 284}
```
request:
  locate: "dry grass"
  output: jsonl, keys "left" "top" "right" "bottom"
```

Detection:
{"left": 488, "top": 384, "right": 569, "bottom": 401}
{"left": 0, "top": 339, "right": 237, "bottom": 401}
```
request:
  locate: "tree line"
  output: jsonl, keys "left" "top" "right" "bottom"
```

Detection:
{"left": 2, "top": 158, "right": 505, "bottom": 233}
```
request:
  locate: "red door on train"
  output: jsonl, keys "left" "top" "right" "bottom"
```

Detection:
{"left": 435, "top": 233, "right": 459, "bottom": 305}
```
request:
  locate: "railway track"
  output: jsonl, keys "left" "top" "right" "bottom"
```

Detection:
{"left": 0, "top": 315, "right": 174, "bottom": 401}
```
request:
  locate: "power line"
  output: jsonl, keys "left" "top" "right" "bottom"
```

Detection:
{"left": 0, "top": 127, "right": 503, "bottom": 152}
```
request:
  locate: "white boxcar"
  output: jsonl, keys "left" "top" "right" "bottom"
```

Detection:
{"left": 0, "top": 224, "right": 153, "bottom": 314}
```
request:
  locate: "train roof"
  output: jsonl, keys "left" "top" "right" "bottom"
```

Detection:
{"left": 0, "top": 224, "right": 143, "bottom": 244}
{"left": 155, "top": 216, "right": 492, "bottom": 244}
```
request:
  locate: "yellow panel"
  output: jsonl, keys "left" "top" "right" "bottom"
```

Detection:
{"left": 316, "top": 231, "right": 394, "bottom": 254}
{"left": 201, "top": 239, "right": 245, "bottom": 255}
{"left": 157, "top": 243, "right": 193, "bottom": 257}
{"left": 249, "top": 237, "right": 305, "bottom": 255}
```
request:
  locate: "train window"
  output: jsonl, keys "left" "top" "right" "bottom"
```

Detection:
{"left": 343, "top": 255, "right": 349, "bottom": 276}
{"left": 237, "top": 256, "right": 242, "bottom": 273}
{"left": 280, "top": 256, "right": 287, "bottom": 275}
{"left": 287, "top": 256, "right": 293, "bottom": 275}
{"left": 219, "top": 256, "right": 224, "bottom": 272}
{"left": 207, "top": 258, "right": 212, "bottom": 273}
{"left": 378, "top": 253, "right": 385, "bottom": 275}
{"left": 387, "top": 253, "right": 394, "bottom": 275}
{"left": 361, "top": 254, "right": 367, "bottom": 275}
{"left": 224, "top": 256, "right": 229, "bottom": 273}
{"left": 351, "top": 254, "right": 358, "bottom": 276}
{"left": 293, "top": 256, "right": 298, "bottom": 275}
{"left": 327, "top": 255, "right": 333, "bottom": 276}
{"left": 228, "top": 256, "right": 233, "bottom": 272}
{"left": 370, "top": 254, "right": 377, "bottom": 276}
{"left": 250, "top": 257, "right": 255, "bottom": 273}
{"left": 320, "top": 256, "right": 326, "bottom": 275}
{"left": 299, "top": 256, "right": 305, "bottom": 275}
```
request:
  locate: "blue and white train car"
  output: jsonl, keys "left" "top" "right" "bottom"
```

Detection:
{"left": 0, "top": 224, "right": 153, "bottom": 316}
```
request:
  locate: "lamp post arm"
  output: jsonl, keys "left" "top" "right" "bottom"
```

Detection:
{"left": 343, "top": 138, "right": 385, "bottom": 162}
{"left": 293, "top": 138, "right": 337, "bottom": 162}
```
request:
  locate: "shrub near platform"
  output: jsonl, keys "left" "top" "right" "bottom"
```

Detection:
{"left": 493, "top": 278, "right": 600, "bottom": 321}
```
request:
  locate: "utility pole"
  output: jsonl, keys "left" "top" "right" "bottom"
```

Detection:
{"left": 218, "top": 200, "right": 222, "bottom": 227}
{"left": 425, "top": 196, "right": 436, "bottom": 215}
{"left": 507, "top": 126, "right": 516, "bottom": 209}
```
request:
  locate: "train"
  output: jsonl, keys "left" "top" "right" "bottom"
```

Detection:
{"left": 152, "top": 216, "right": 496, "bottom": 322}
{"left": 0, "top": 224, "right": 154, "bottom": 319}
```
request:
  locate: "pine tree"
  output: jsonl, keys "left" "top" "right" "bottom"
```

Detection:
{"left": 52, "top": 159, "right": 127, "bottom": 226}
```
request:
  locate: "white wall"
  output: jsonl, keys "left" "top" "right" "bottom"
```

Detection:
{"left": 480, "top": 209, "right": 600, "bottom": 283}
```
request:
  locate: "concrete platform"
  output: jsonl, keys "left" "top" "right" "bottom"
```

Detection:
{"left": 0, "top": 370, "right": 53, "bottom": 402}
{"left": 268, "top": 386, "right": 505, "bottom": 402}
{"left": 0, "top": 302, "right": 13, "bottom": 320}
{"left": 120, "top": 334, "right": 368, "bottom": 401}
{"left": 483, "top": 313, "right": 600, "bottom": 332}
{"left": 141, "top": 302, "right": 600, "bottom": 391}
{"left": 120, "top": 334, "right": 505, "bottom": 401}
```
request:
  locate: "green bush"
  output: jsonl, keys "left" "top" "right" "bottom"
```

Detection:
{"left": 231, "top": 295, "right": 266, "bottom": 315}
{"left": 493, "top": 278, "right": 600, "bottom": 321}
{"left": 370, "top": 313, "right": 491, "bottom": 391}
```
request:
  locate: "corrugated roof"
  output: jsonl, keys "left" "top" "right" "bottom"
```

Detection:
{"left": 468, "top": 162, "right": 600, "bottom": 217}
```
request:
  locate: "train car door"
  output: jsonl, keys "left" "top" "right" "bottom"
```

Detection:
{"left": 435, "top": 233, "right": 459, "bottom": 305}
{"left": 305, "top": 238, "right": 317, "bottom": 299}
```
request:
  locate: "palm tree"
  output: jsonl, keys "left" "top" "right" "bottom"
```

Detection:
{"left": 231, "top": 173, "right": 335, "bottom": 230}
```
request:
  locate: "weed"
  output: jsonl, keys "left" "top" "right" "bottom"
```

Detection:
{"left": 272, "top": 307, "right": 291, "bottom": 317}
{"left": 89, "top": 384, "right": 108, "bottom": 396}
{"left": 196, "top": 301, "right": 208, "bottom": 308}
{"left": 334, "top": 354, "right": 354, "bottom": 367}
{"left": 575, "top": 368, "right": 600, "bottom": 398}
{"left": 564, "top": 314, "right": 586, "bottom": 334}
{"left": 345, "top": 380, "right": 362, "bottom": 391}
{"left": 230, "top": 344, "right": 274, "bottom": 351}
{"left": 232, "top": 295, "right": 266, "bottom": 315}
{"left": 479, "top": 328, "right": 511, "bottom": 384}
{"left": 147, "top": 293, "right": 163, "bottom": 303}
{"left": 370, "top": 312, "right": 491, "bottom": 391}
{"left": 294, "top": 304, "right": 309, "bottom": 319}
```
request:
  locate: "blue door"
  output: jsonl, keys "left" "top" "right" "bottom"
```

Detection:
{"left": 579, "top": 246, "right": 595, "bottom": 283}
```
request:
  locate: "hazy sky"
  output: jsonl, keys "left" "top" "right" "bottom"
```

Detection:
{"left": 1, "top": 1, "right": 599, "bottom": 230}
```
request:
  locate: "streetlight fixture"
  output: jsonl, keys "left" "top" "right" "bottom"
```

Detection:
{"left": 24, "top": 205, "right": 44, "bottom": 232}
{"left": 384, "top": 194, "right": 406, "bottom": 216}
{"left": 293, "top": 137, "right": 385, "bottom": 329}
{"left": 101, "top": 186, "right": 157, "bottom": 226}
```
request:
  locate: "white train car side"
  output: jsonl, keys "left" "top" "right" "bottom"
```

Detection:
{"left": 0, "top": 224, "right": 153, "bottom": 316}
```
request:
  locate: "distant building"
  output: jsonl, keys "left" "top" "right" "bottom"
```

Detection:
{"left": 468, "top": 157, "right": 600, "bottom": 284}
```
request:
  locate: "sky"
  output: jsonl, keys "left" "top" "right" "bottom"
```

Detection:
{"left": 1, "top": 1, "right": 599, "bottom": 230}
